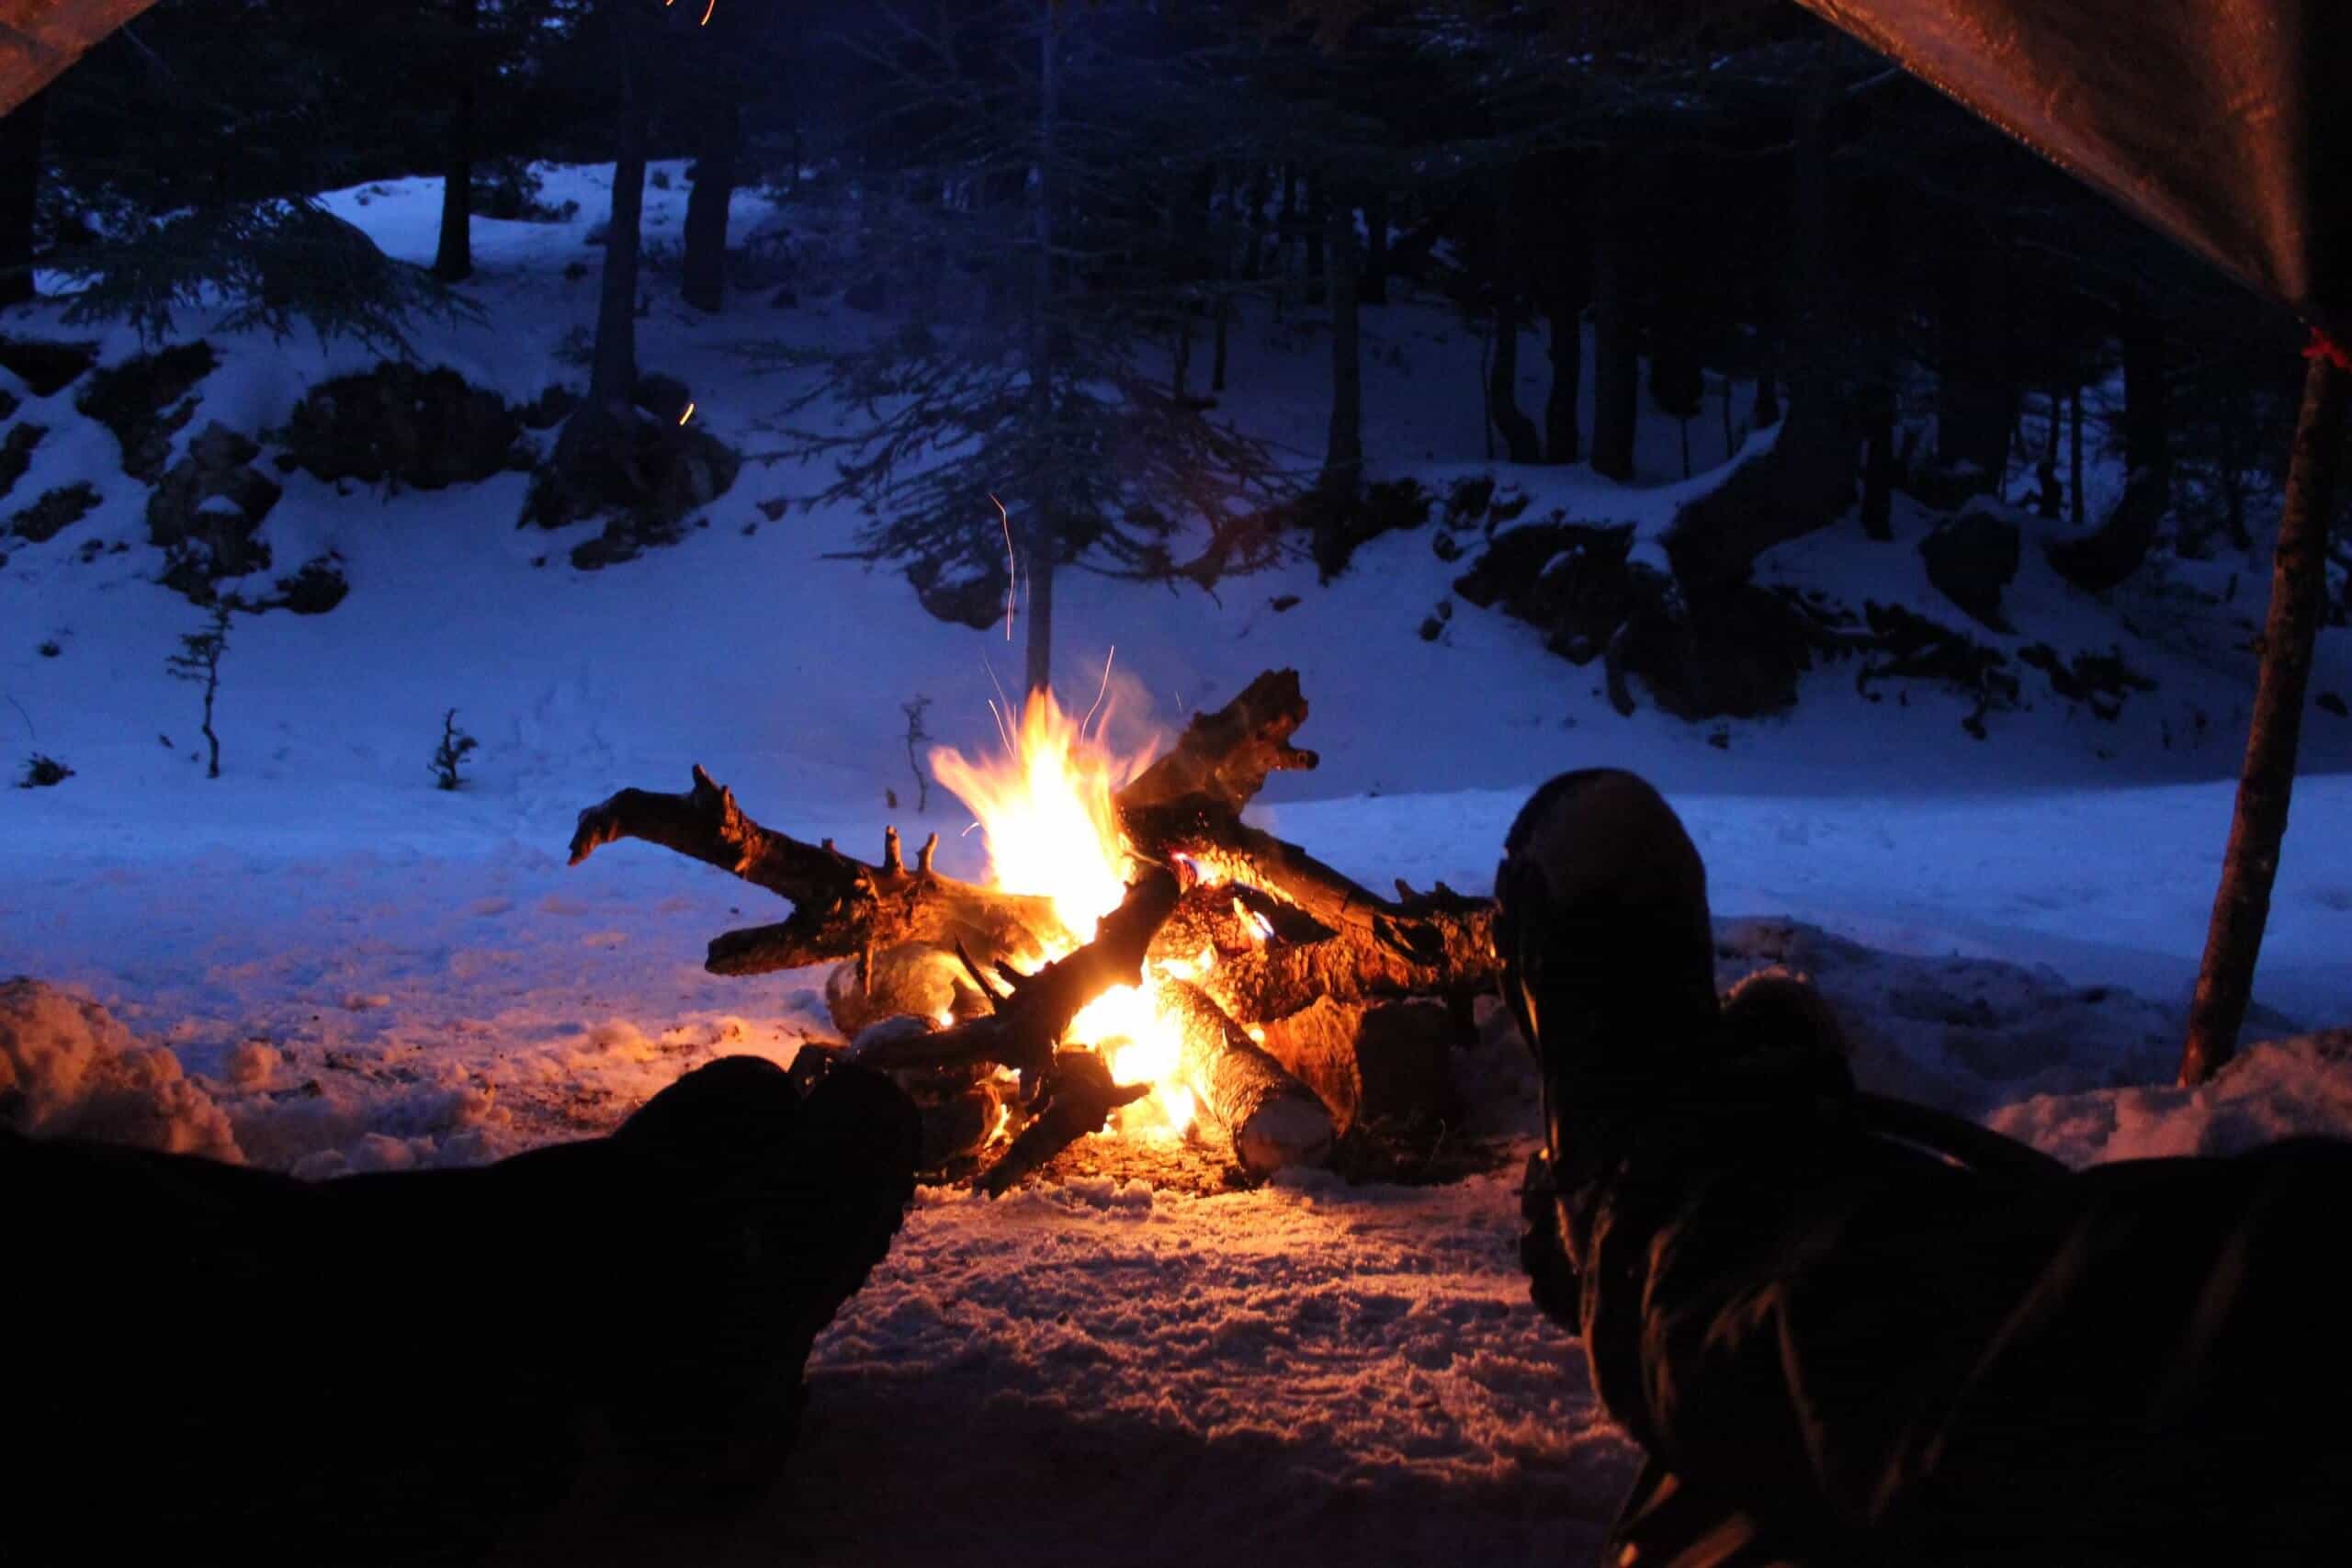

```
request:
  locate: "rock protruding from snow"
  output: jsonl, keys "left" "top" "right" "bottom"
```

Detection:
{"left": 0, "top": 977, "right": 241, "bottom": 1161}
{"left": 523, "top": 393, "right": 742, "bottom": 566}
{"left": 1918, "top": 502, "right": 2021, "bottom": 631}
{"left": 74, "top": 341, "right": 219, "bottom": 481}
{"left": 146, "top": 421, "right": 281, "bottom": 598}
{"left": 0, "top": 335, "right": 99, "bottom": 397}
{"left": 8, "top": 480, "right": 101, "bottom": 543}
{"left": 277, "top": 361, "right": 526, "bottom": 490}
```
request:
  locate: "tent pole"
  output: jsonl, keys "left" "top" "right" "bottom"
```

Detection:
{"left": 2179, "top": 340, "right": 2348, "bottom": 1086}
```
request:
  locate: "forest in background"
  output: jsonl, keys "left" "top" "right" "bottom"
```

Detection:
{"left": 1, "top": 0, "right": 2333, "bottom": 709}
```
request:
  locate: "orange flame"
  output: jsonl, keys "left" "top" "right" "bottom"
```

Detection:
{"left": 933, "top": 689, "right": 1202, "bottom": 1134}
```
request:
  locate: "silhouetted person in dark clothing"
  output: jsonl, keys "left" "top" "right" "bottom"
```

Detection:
{"left": 1498, "top": 769, "right": 2352, "bottom": 1566}
{"left": 8, "top": 1055, "right": 919, "bottom": 1566}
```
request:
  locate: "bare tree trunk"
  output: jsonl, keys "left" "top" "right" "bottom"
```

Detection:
{"left": 1023, "top": 6, "right": 1059, "bottom": 698}
{"left": 1590, "top": 170, "right": 1637, "bottom": 482}
{"left": 590, "top": 5, "right": 649, "bottom": 410}
{"left": 2180, "top": 352, "right": 2346, "bottom": 1085}
{"left": 2048, "top": 303, "right": 2170, "bottom": 592}
{"left": 2069, "top": 381, "right": 2086, "bottom": 525}
{"left": 1242, "top": 164, "right": 1270, "bottom": 281}
{"left": 682, "top": 91, "right": 741, "bottom": 313}
{"left": 432, "top": 0, "right": 477, "bottom": 283}
{"left": 1860, "top": 386, "right": 1895, "bottom": 538}
{"left": 1544, "top": 298, "right": 1581, "bottom": 465}
{"left": 1753, "top": 335, "right": 1781, "bottom": 429}
{"left": 2036, "top": 389, "right": 2063, "bottom": 517}
{"left": 1361, "top": 188, "right": 1388, "bottom": 305}
{"left": 1211, "top": 295, "right": 1229, "bottom": 393}
{"left": 1934, "top": 218, "right": 2015, "bottom": 491}
{"left": 1276, "top": 163, "right": 1298, "bottom": 296}
{"left": 1322, "top": 184, "right": 1363, "bottom": 496}
{"left": 0, "top": 86, "right": 45, "bottom": 306}
{"left": 1488, "top": 299, "right": 1541, "bottom": 464}
{"left": 1304, "top": 172, "right": 1326, "bottom": 306}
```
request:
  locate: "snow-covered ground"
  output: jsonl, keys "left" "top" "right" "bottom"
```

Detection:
{"left": 6, "top": 164, "right": 2352, "bottom": 1564}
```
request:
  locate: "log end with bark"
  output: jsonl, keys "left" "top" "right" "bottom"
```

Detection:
{"left": 1164, "top": 978, "right": 1334, "bottom": 1176}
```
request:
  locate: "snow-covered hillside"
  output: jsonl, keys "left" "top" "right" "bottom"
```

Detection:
{"left": 6, "top": 165, "right": 2352, "bottom": 1566}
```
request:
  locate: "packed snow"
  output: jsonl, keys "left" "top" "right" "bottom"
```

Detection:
{"left": 6, "top": 164, "right": 2352, "bottom": 1563}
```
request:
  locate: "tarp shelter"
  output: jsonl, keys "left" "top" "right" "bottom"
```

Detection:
{"left": 3, "top": 1, "right": 160, "bottom": 115}
{"left": 1796, "top": 2, "right": 2349, "bottom": 341}
{"left": 1795, "top": 0, "right": 2349, "bottom": 1083}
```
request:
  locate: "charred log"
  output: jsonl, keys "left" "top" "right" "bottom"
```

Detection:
{"left": 571, "top": 765, "right": 1059, "bottom": 976}
{"left": 1114, "top": 671, "right": 1499, "bottom": 1004}
{"left": 976, "top": 1050, "right": 1152, "bottom": 1196}
{"left": 845, "top": 867, "right": 1181, "bottom": 1079}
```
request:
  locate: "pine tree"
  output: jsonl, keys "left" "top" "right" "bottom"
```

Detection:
{"left": 780, "top": 1, "right": 1292, "bottom": 695}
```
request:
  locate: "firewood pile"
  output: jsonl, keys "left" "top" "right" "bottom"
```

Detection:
{"left": 570, "top": 671, "right": 1502, "bottom": 1191}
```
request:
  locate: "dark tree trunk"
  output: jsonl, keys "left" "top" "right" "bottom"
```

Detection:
{"left": 1322, "top": 186, "right": 1363, "bottom": 496}
{"left": 432, "top": 0, "right": 477, "bottom": 283}
{"left": 590, "top": 6, "right": 650, "bottom": 410}
{"left": 2069, "top": 381, "right": 2086, "bottom": 524}
{"left": 2181, "top": 353, "right": 2346, "bottom": 1085}
{"left": 1590, "top": 175, "right": 1638, "bottom": 483}
{"left": 1360, "top": 187, "right": 1389, "bottom": 305}
{"left": 1860, "top": 384, "right": 1895, "bottom": 539}
{"left": 2123, "top": 304, "right": 2171, "bottom": 487}
{"left": 1024, "top": 508, "right": 1056, "bottom": 697}
{"left": 1488, "top": 298, "right": 1541, "bottom": 465}
{"left": 1934, "top": 223, "right": 2016, "bottom": 491}
{"left": 1852, "top": 174, "right": 1896, "bottom": 537}
{"left": 1544, "top": 296, "right": 1581, "bottom": 465}
{"left": 2047, "top": 304, "right": 2170, "bottom": 592}
{"left": 1304, "top": 174, "right": 1326, "bottom": 306}
{"left": 1753, "top": 334, "right": 1781, "bottom": 429}
{"left": 1023, "top": 9, "right": 1060, "bottom": 699}
{"left": 0, "top": 86, "right": 46, "bottom": 307}
{"left": 1277, "top": 164, "right": 1298, "bottom": 276}
{"left": 1242, "top": 164, "right": 1270, "bottom": 281}
{"left": 1211, "top": 295, "right": 1229, "bottom": 393}
{"left": 2036, "top": 390, "right": 2064, "bottom": 518}
{"left": 682, "top": 94, "right": 741, "bottom": 313}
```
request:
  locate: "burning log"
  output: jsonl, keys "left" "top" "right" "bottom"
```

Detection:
{"left": 975, "top": 1051, "right": 1151, "bottom": 1197}
{"left": 570, "top": 765, "right": 1060, "bottom": 975}
{"left": 846, "top": 865, "right": 1181, "bottom": 1079}
{"left": 1160, "top": 978, "right": 1334, "bottom": 1176}
{"left": 1113, "top": 671, "right": 1499, "bottom": 1011}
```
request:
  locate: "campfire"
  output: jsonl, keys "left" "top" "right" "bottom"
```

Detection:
{"left": 570, "top": 671, "right": 1499, "bottom": 1190}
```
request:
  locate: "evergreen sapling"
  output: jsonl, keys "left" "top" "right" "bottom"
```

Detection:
{"left": 165, "top": 600, "right": 234, "bottom": 780}
{"left": 432, "top": 709, "right": 480, "bottom": 791}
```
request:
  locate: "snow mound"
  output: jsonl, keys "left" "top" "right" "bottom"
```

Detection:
{"left": 0, "top": 976, "right": 240, "bottom": 1160}
{"left": 1991, "top": 1031, "right": 2352, "bottom": 1167}
{"left": 1716, "top": 919, "right": 2184, "bottom": 1115}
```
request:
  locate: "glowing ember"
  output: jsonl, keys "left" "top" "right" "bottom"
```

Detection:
{"left": 932, "top": 689, "right": 1207, "bottom": 1135}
